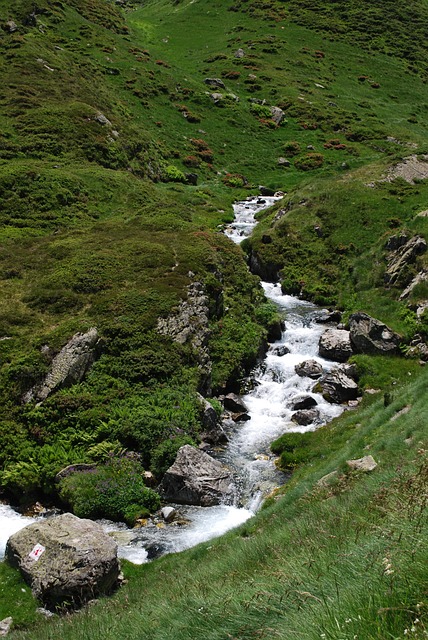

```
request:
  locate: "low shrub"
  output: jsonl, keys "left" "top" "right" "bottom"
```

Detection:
{"left": 249, "top": 103, "right": 273, "bottom": 119}
{"left": 58, "top": 455, "right": 161, "bottom": 523}
{"left": 294, "top": 153, "right": 324, "bottom": 170}
{"left": 283, "top": 141, "right": 301, "bottom": 157}
{"left": 222, "top": 70, "right": 241, "bottom": 79}
{"left": 190, "top": 138, "right": 210, "bottom": 150}
{"left": 222, "top": 173, "right": 248, "bottom": 188}
{"left": 198, "top": 149, "right": 214, "bottom": 163}
{"left": 183, "top": 155, "right": 201, "bottom": 168}
{"left": 162, "top": 165, "right": 187, "bottom": 183}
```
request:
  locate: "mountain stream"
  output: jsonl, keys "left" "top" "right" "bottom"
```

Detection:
{"left": 0, "top": 196, "right": 344, "bottom": 564}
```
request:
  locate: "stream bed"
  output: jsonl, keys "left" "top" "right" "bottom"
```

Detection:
{"left": 0, "top": 196, "right": 345, "bottom": 564}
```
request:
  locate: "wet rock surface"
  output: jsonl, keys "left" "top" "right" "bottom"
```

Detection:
{"left": 223, "top": 393, "right": 248, "bottom": 414}
{"left": 291, "top": 409, "right": 319, "bottom": 426}
{"left": 289, "top": 395, "right": 317, "bottom": 410}
{"left": 295, "top": 359, "right": 323, "bottom": 379}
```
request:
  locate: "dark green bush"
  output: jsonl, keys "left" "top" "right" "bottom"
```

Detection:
{"left": 294, "top": 153, "right": 324, "bottom": 171}
{"left": 59, "top": 455, "right": 161, "bottom": 523}
{"left": 283, "top": 141, "right": 301, "bottom": 157}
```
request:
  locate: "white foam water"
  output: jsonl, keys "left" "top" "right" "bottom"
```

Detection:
{"left": 0, "top": 504, "right": 39, "bottom": 559}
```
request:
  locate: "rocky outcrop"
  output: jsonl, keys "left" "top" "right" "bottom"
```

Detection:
{"left": 249, "top": 251, "right": 280, "bottom": 282}
{"left": 5, "top": 513, "right": 119, "bottom": 609}
{"left": 209, "top": 92, "right": 223, "bottom": 104}
{"left": 291, "top": 409, "right": 319, "bottom": 426}
{"left": 385, "top": 154, "right": 428, "bottom": 185}
{"left": 399, "top": 270, "right": 428, "bottom": 300}
{"left": 289, "top": 395, "right": 317, "bottom": 411}
{"left": 161, "top": 445, "right": 235, "bottom": 506}
{"left": 318, "top": 329, "right": 353, "bottom": 362}
{"left": 295, "top": 359, "right": 323, "bottom": 379}
{"left": 349, "top": 312, "right": 401, "bottom": 355}
{"left": 0, "top": 617, "right": 13, "bottom": 637}
{"left": 3, "top": 20, "right": 17, "bottom": 33}
{"left": 316, "top": 368, "right": 359, "bottom": 404}
{"left": 157, "top": 279, "right": 212, "bottom": 394}
{"left": 384, "top": 235, "right": 427, "bottom": 287}
{"left": 405, "top": 337, "right": 428, "bottom": 361}
{"left": 23, "top": 328, "right": 99, "bottom": 404}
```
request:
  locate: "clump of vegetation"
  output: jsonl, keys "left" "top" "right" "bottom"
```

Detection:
{"left": 222, "top": 173, "right": 247, "bottom": 187}
{"left": 183, "top": 155, "right": 201, "bottom": 168}
{"left": 58, "top": 455, "right": 160, "bottom": 525}
{"left": 150, "top": 435, "right": 195, "bottom": 478}
{"left": 271, "top": 431, "right": 314, "bottom": 470}
{"left": 294, "top": 152, "right": 324, "bottom": 170}
{"left": 283, "top": 140, "right": 301, "bottom": 156}
{"left": 162, "top": 164, "right": 187, "bottom": 182}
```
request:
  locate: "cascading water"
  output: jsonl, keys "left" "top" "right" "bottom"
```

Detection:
{"left": 0, "top": 504, "right": 39, "bottom": 559}
{"left": 0, "top": 195, "right": 345, "bottom": 565}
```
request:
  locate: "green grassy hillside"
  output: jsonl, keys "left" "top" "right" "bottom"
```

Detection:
{"left": 0, "top": 0, "right": 427, "bottom": 635}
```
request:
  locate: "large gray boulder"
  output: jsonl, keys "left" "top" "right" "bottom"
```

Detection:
{"left": 318, "top": 329, "right": 353, "bottom": 362}
{"left": 316, "top": 368, "right": 359, "bottom": 404}
{"left": 295, "top": 359, "right": 324, "bottom": 379}
{"left": 270, "top": 106, "right": 285, "bottom": 125}
{"left": 347, "top": 455, "right": 377, "bottom": 472}
{"left": 349, "top": 312, "right": 401, "bottom": 355}
{"left": 5, "top": 513, "right": 119, "bottom": 609}
{"left": 161, "top": 445, "right": 235, "bottom": 506}
{"left": 23, "top": 328, "right": 99, "bottom": 403}
{"left": 204, "top": 77, "right": 225, "bottom": 89}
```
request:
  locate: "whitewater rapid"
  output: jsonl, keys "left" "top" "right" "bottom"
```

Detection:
{"left": 0, "top": 195, "right": 344, "bottom": 564}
